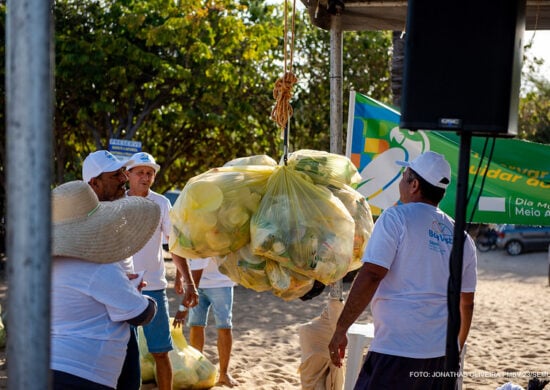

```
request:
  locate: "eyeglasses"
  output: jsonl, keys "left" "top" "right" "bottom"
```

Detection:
{"left": 96, "top": 168, "right": 128, "bottom": 181}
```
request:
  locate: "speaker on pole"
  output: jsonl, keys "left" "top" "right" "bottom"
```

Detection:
{"left": 400, "top": 0, "right": 526, "bottom": 136}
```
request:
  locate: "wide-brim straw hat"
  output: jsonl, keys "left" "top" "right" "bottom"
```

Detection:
{"left": 52, "top": 180, "right": 160, "bottom": 263}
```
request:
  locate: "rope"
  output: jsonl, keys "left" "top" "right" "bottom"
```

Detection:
{"left": 271, "top": 71, "right": 297, "bottom": 131}
{"left": 271, "top": 0, "right": 297, "bottom": 152}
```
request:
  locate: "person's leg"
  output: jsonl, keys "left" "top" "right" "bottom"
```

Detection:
{"left": 187, "top": 288, "right": 210, "bottom": 352}
{"left": 189, "top": 325, "right": 206, "bottom": 351}
{"left": 209, "top": 287, "right": 238, "bottom": 387}
{"left": 142, "top": 290, "right": 173, "bottom": 390}
{"left": 116, "top": 327, "right": 141, "bottom": 390}
{"left": 217, "top": 328, "right": 238, "bottom": 387}
{"left": 151, "top": 352, "right": 172, "bottom": 390}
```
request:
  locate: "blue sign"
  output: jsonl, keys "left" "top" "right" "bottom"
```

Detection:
{"left": 108, "top": 138, "right": 141, "bottom": 160}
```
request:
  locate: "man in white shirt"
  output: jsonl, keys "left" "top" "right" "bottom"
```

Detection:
{"left": 328, "top": 151, "right": 477, "bottom": 389}
{"left": 174, "top": 258, "right": 239, "bottom": 387}
{"left": 126, "top": 152, "right": 198, "bottom": 390}
{"left": 83, "top": 150, "right": 142, "bottom": 389}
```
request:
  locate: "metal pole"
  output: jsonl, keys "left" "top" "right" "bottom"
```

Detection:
{"left": 6, "top": 0, "right": 54, "bottom": 388}
{"left": 328, "top": 12, "right": 344, "bottom": 300}
{"left": 329, "top": 13, "right": 343, "bottom": 156}
{"left": 443, "top": 133, "right": 471, "bottom": 389}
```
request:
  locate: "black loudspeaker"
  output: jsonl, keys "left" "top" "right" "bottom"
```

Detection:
{"left": 400, "top": 0, "right": 526, "bottom": 136}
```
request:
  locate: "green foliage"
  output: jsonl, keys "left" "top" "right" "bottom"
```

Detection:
{"left": 291, "top": 23, "right": 392, "bottom": 151}
{"left": 3, "top": 0, "right": 545, "bottom": 200}
{"left": 519, "top": 42, "right": 550, "bottom": 144}
{"left": 51, "top": 0, "right": 393, "bottom": 191}
{"left": 519, "top": 76, "right": 550, "bottom": 143}
{"left": 54, "top": 0, "right": 284, "bottom": 190}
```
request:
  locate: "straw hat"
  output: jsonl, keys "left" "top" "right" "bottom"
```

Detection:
{"left": 52, "top": 180, "right": 160, "bottom": 263}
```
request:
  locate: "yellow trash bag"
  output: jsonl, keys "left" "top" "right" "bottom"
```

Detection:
{"left": 139, "top": 322, "right": 218, "bottom": 389}
{"left": 264, "top": 259, "right": 315, "bottom": 301}
{"left": 216, "top": 247, "right": 315, "bottom": 301}
{"left": 216, "top": 245, "right": 273, "bottom": 293}
{"left": 329, "top": 185, "right": 375, "bottom": 271}
{"left": 223, "top": 154, "right": 278, "bottom": 167}
{"left": 251, "top": 166, "right": 355, "bottom": 285}
{"left": 287, "top": 149, "right": 362, "bottom": 188}
{"left": 138, "top": 327, "right": 156, "bottom": 383}
{"left": 169, "top": 165, "right": 275, "bottom": 258}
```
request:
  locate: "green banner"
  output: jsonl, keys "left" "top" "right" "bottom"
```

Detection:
{"left": 345, "top": 91, "right": 550, "bottom": 225}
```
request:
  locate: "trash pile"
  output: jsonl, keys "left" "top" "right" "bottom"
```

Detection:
{"left": 169, "top": 150, "right": 374, "bottom": 301}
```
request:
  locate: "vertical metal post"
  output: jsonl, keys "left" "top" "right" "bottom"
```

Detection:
{"left": 6, "top": 0, "right": 54, "bottom": 388}
{"left": 328, "top": 13, "right": 344, "bottom": 300}
{"left": 329, "top": 13, "right": 343, "bottom": 156}
{"left": 444, "top": 133, "right": 471, "bottom": 389}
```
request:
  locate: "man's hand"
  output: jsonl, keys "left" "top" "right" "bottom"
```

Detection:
{"left": 172, "top": 306, "right": 188, "bottom": 328}
{"left": 127, "top": 272, "right": 147, "bottom": 291}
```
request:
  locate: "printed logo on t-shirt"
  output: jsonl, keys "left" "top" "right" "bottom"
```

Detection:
{"left": 428, "top": 221, "right": 453, "bottom": 254}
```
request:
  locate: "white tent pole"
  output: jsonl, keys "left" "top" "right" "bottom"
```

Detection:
{"left": 6, "top": 0, "right": 54, "bottom": 388}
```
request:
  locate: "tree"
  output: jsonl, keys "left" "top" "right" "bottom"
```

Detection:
{"left": 519, "top": 42, "right": 550, "bottom": 143}
{"left": 519, "top": 76, "right": 550, "bottom": 143}
{"left": 52, "top": 0, "right": 394, "bottom": 191}
{"left": 290, "top": 16, "right": 392, "bottom": 152}
{"left": 54, "top": 0, "right": 284, "bottom": 190}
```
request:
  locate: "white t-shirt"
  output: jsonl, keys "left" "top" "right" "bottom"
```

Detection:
{"left": 190, "top": 258, "right": 236, "bottom": 289}
{"left": 130, "top": 190, "right": 172, "bottom": 290}
{"left": 51, "top": 257, "right": 149, "bottom": 388}
{"left": 119, "top": 256, "right": 134, "bottom": 274}
{"left": 362, "top": 202, "right": 477, "bottom": 359}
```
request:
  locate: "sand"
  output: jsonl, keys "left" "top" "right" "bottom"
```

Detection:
{"left": 1, "top": 248, "right": 549, "bottom": 389}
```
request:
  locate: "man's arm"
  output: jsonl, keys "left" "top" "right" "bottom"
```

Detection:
{"left": 127, "top": 296, "right": 157, "bottom": 326}
{"left": 171, "top": 253, "right": 199, "bottom": 308}
{"left": 458, "top": 292, "right": 475, "bottom": 350}
{"left": 329, "top": 262, "right": 388, "bottom": 367}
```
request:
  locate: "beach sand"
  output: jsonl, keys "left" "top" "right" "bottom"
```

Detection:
{"left": 1, "top": 248, "right": 549, "bottom": 389}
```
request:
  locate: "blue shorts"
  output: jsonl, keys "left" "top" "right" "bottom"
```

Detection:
{"left": 187, "top": 287, "right": 233, "bottom": 329}
{"left": 141, "top": 290, "right": 173, "bottom": 353}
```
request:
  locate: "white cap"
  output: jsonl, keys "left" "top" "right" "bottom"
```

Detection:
{"left": 82, "top": 150, "right": 131, "bottom": 183}
{"left": 396, "top": 151, "right": 451, "bottom": 189}
{"left": 126, "top": 152, "right": 160, "bottom": 173}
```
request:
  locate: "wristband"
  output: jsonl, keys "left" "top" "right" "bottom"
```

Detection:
{"left": 178, "top": 304, "right": 187, "bottom": 312}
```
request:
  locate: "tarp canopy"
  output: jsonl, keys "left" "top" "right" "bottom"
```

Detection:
{"left": 346, "top": 91, "right": 550, "bottom": 226}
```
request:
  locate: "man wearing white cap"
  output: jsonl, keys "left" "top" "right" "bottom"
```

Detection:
{"left": 328, "top": 151, "right": 477, "bottom": 389}
{"left": 126, "top": 152, "right": 198, "bottom": 390}
{"left": 83, "top": 150, "right": 132, "bottom": 202}
{"left": 82, "top": 150, "right": 142, "bottom": 390}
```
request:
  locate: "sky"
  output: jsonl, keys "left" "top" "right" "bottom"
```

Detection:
{"left": 524, "top": 30, "right": 550, "bottom": 80}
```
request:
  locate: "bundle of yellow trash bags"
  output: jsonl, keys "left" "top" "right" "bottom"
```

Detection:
{"left": 139, "top": 323, "right": 217, "bottom": 389}
{"left": 169, "top": 150, "right": 374, "bottom": 301}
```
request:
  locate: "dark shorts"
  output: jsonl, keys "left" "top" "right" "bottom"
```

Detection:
{"left": 116, "top": 327, "right": 141, "bottom": 390}
{"left": 354, "top": 351, "right": 448, "bottom": 390}
{"left": 53, "top": 370, "right": 113, "bottom": 390}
